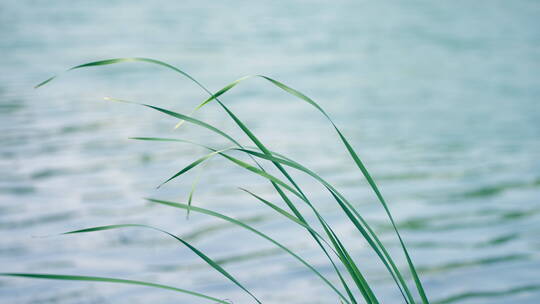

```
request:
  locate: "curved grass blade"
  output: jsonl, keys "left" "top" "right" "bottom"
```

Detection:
{"left": 138, "top": 136, "right": 412, "bottom": 303}
{"left": 237, "top": 148, "right": 415, "bottom": 304}
{"left": 133, "top": 139, "right": 365, "bottom": 303}
{"left": 131, "top": 139, "right": 358, "bottom": 302}
{"left": 35, "top": 58, "right": 364, "bottom": 302}
{"left": 35, "top": 58, "right": 423, "bottom": 302}
{"left": 238, "top": 188, "right": 306, "bottom": 228}
{"left": 237, "top": 187, "right": 347, "bottom": 258}
{"left": 0, "top": 273, "right": 228, "bottom": 303}
{"left": 37, "top": 58, "right": 356, "bottom": 275}
{"left": 157, "top": 147, "right": 233, "bottom": 189}
{"left": 186, "top": 160, "right": 209, "bottom": 218}
{"left": 36, "top": 61, "right": 326, "bottom": 249}
{"left": 104, "top": 97, "right": 242, "bottom": 148}
{"left": 157, "top": 147, "right": 301, "bottom": 200}
{"left": 35, "top": 57, "right": 206, "bottom": 89}
{"left": 63, "top": 224, "right": 261, "bottom": 304}
{"left": 147, "top": 198, "right": 353, "bottom": 304}
{"left": 321, "top": 220, "right": 375, "bottom": 303}
{"left": 183, "top": 74, "right": 427, "bottom": 303}
{"left": 131, "top": 138, "right": 298, "bottom": 201}
{"left": 152, "top": 143, "right": 378, "bottom": 303}
{"left": 144, "top": 65, "right": 415, "bottom": 302}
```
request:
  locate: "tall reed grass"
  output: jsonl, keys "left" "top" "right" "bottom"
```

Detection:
{"left": 1, "top": 58, "right": 430, "bottom": 304}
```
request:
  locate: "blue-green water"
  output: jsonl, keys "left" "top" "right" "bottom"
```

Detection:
{"left": 1, "top": 1, "right": 539, "bottom": 303}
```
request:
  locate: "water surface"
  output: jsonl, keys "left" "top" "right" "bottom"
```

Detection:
{"left": 1, "top": 1, "right": 539, "bottom": 303}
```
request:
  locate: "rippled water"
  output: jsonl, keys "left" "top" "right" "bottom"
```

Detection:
{"left": 1, "top": 1, "right": 539, "bottom": 303}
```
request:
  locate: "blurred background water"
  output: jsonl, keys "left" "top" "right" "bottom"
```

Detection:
{"left": 1, "top": 0, "right": 539, "bottom": 303}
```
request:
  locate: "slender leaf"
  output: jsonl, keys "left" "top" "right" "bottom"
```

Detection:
{"left": 0, "top": 273, "right": 228, "bottom": 303}
{"left": 63, "top": 224, "right": 261, "bottom": 304}
{"left": 35, "top": 57, "right": 428, "bottom": 303}
{"left": 147, "top": 198, "right": 352, "bottom": 304}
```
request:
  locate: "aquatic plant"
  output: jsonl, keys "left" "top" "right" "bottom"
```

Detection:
{"left": 1, "top": 58, "right": 429, "bottom": 304}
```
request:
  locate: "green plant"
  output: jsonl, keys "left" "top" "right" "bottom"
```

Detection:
{"left": 1, "top": 58, "right": 429, "bottom": 304}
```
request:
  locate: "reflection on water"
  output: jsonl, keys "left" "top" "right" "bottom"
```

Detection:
{"left": 1, "top": 0, "right": 539, "bottom": 303}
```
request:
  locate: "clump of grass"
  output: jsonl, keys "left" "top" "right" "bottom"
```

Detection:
{"left": 2, "top": 58, "right": 430, "bottom": 304}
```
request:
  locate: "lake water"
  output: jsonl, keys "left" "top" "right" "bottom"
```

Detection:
{"left": 1, "top": 1, "right": 539, "bottom": 303}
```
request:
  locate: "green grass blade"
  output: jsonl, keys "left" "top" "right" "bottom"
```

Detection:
{"left": 237, "top": 148, "right": 415, "bottom": 304}
{"left": 178, "top": 75, "right": 328, "bottom": 128}
{"left": 133, "top": 134, "right": 363, "bottom": 303}
{"left": 35, "top": 58, "right": 364, "bottom": 302}
{"left": 147, "top": 198, "right": 353, "bottom": 304}
{"left": 141, "top": 136, "right": 412, "bottom": 303}
{"left": 209, "top": 153, "right": 378, "bottom": 302}
{"left": 63, "top": 224, "right": 261, "bottom": 304}
{"left": 35, "top": 57, "right": 426, "bottom": 302}
{"left": 249, "top": 184, "right": 362, "bottom": 304}
{"left": 158, "top": 151, "right": 216, "bottom": 188}
{"left": 322, "top": 221, "right": 378, "bottom": 304}
{"left": 265, "top": 77, "right": 430, "bottom": 303}
{"left": 238, "top": 187, "right": 348, "bottom": 257}
{"left": 35, "top": 57, "right": 207, "bottom": 91}
{"left": 136, "top": 135, "right": 361, "bottom": 303}
{"left": 184, "top": 72, "right": 425, "bottom": 302}
{"left": 238, "top": 188, "right": 306, "bottom": 228}
{"left": 131, "top": 130, "right": 358, "bottom": 302}
{"left": 104, "top": 97, "right": 242, "bottom": 148}
{"left": 196, "top": 76, "right": 252, "bottom": 110}
{"left": 134, "top": 137, "right": 390, "bottom": 303}
{"left": 265, "top": 180, "right": 360, "bottom": 304}
{"left": 0, "top": 273, "right": 228, "bottom": 303}
{"left": 130, "top": 137, "right": 212, "bottom": 148}
{"left": 336, "top": 131, "right": 427, "bottom": 303}
{"left": 186, "top": 161, "right": 209, "bottom": 218}
{"left": 157, "top": 148, "right": 233, "bottom": 189}
{"left": 195, "top": 145, "right": 412, "bottom": 303}
{"left": 144, "top": 140, "right": 300, "bottom": 201}
{"left": 34, "top": 76, "right": 57, "bottom": 89}
{"left": 321, "top": 221, "right": 373, "bottom": 304}
{"left": 177, "top": 71, "right": 428, "bottom": 303}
